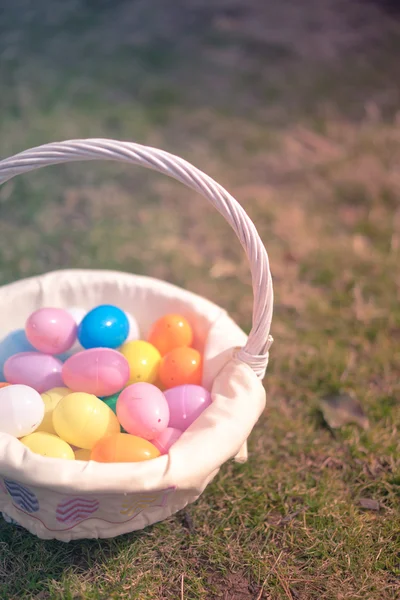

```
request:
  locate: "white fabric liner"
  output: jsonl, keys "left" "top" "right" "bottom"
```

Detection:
{"left": 0, "top": 270, "right": 266, "bottom": 540}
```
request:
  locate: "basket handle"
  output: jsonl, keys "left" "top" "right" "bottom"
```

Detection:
{"left": 0, "top": 139, "right": 273, "bottom": 377}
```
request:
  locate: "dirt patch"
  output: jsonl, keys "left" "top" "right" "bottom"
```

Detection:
{"left": 207, "top": 571, "right": 263, "bottom": 599}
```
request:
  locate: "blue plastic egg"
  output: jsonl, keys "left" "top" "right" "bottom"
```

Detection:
{"left": 77, "top": 305, "right": 129, "bottom": 349}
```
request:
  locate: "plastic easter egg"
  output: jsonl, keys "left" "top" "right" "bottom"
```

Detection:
{"left": 0, "top": 384, "right": 44, "bottom": 437}
{"left": 74, "top": 448, "right": 92, "bottom": 461}
{"left": 59, "top": 306, "right": 87, "bottom": 358}
{"left": 148, "top": 314, "right": 193, "bottom": 356}
{"left": 0, "top": 329, "right": 37, "bottom": 380}
{"left": 158, "top": 347, "right": 202, "bottom": 389}
{"left": 25, "top": 307, "right": 77, "bottom": 354}
{"left": 20, "top": 432, "right": 75, "bottom": 460}
{"left": 126, "top": 311, "right": 140, "bottom": 341}
{"left": 78, "top": 304, "right": 129, "bottom": 349}
{"left": 53, "top": 392, "right": 120, "bottom": 449}
{"left": 120, "top": 340, "right": 161, "bottom": 385}
{"left": 0, "top": 382, "right": 10, "bottom": 388}
{"left": 4, "top": 352, "right": 64, "bottom": 393}
{"left": 67, "top": 306, "right": 86, "bottom": 325}
{"left": 164, "top": 384, "right": 211, "bottom": 430}
{"left": 37, "top": 387, "right": 72, "bottom": 434}
{"left": 153, "top": 427, "right": 182, "bottom": 454}
{"left": 91, "top": 433, "right": 160, "bottom": 463}
{"left": 62, "top": 348, "right": 130, "bottom": 397}
{"left": 116, "top": 383, "right": 169, "bottom": 440}
{"left": 100, "top": 392, "right": 119, "bottom": 414}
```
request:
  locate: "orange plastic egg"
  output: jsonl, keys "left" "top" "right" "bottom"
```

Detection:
{"left": 148, "top": 314, "right": 193, "bottom": 356}
{"left": 158, "top": 347, "right": 202, "bottom": 389}
{"left": 0, "top": 382, "right": 11, "bottom": 388}
{"left": 91, "top": 433, "right": 160, "bottom": 463}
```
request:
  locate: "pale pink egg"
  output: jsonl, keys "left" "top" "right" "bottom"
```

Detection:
{"left": 26, "top": 308, "right": 77, "bottom": 354}
{"left": 116, "top": 382, "right": 169, "bottom": 440}
{"left": 62, "top": 348, "right": 130, "bottom": 397}
{"left": 153, "top": 427, "right": 182, "bottom": 454}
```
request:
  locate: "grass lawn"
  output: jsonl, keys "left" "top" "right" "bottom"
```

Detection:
{"left": 0, "top": 1, "right": 399, "bottom": 598}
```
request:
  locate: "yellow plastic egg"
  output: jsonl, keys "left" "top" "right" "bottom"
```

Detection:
{"left": 38, "top": 387, "right": 72, "bottom": 434}
{"left": 53, "top": 392, "right": 120, "bottom": 450}
{"left": 20, "top": 432, "right": 75, "bottom": 460}
{"left": 119, "top": 340, "right": 161, "bottom": 385}
{"left": 74, "top": 448, "right": 92, "bottom": 461}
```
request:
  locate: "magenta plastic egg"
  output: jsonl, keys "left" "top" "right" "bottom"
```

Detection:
{"left": 0, "top": 384, "right": 45, "bottom": 437}
{"left": 25, "top": 308, "right": 77, "bottom": 354}
{"left": 116, "top": 382, "right": 169, "bottom": 440}
{"left": 4, "top": 352, "right": 64, "bottom": 393}
{"left": 164, "top": 384, "right": 212, "bottom": 430}
{"left": 153, "top": 427, "right": 182, "bottom": 454}
{"left": 62, "top": 348, "right": 130, "bottom": 397}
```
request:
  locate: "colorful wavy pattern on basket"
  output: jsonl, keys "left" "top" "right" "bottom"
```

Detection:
{"left": 4, "top": 479, "right": 39, "bottom": 513}
{"left": 0, "top": 479, "right": 176, "bottom": 530}
{"left": 56, "top": 497, "right": 100, "bottom": 524}
{"left": 120, "top": 487, "right": 175, "bottom": 517}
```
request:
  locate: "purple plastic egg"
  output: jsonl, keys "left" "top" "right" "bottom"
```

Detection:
{"left": 62, "top": 348, "right": 130, "bottom": 397}
{"left": 116, "top": 382, "right": 169, "bottom": 440}
{"left": 4, "top": 352, "right": 64, "bottom": 393}
{"left": 153, "top": 427, "right": 182, "bottom": 454}
{"left": 164, "top": 384, "right": 212, "bottom": 430}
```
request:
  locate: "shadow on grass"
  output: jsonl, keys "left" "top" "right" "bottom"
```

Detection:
{"left": 0, "top": 516, "right": 153, "bottom": 598}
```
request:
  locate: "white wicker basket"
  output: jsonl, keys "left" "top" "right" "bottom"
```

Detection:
{"left": 0, "top": 140, "right": 273, "bottom": 541}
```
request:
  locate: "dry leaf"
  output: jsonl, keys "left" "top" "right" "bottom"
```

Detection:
{"left": 320, "top": 393, "right": 369, "bottom": 430}
{"left": 359, "top": 498, "right": 380, "bottom": 511}
{"left": 210, "top": 260, "right": 237, "bottom": 279}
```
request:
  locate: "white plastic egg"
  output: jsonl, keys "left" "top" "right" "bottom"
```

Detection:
{"left": 67, "top": 307, "right": 87, "bottom": 325}
{"left": 60, "top": 306, "right": 87, "bottom": 358}
{"left": 0, "top": 384, "right": 45, "bottom": 437}
{"left": 126, "top": 311, "right": 140, "bottom": 341}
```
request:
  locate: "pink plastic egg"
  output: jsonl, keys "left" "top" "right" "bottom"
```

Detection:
{"left": 164, "top": 384, "right": 212, "bottom": 430}
{"left": 116, "top": 382, "right": 169, "bottom": 440}
{"left": 153, "top": 427, "right": 182, "bottom": 454}
{"left": 4, "top": 352, "right": 64, "bottom": 393}
{"left": 25, "top": 308, "right": 77, "bottom": 354}
{"left": 63, "top": 348, "right": 130, "bottom": 397}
